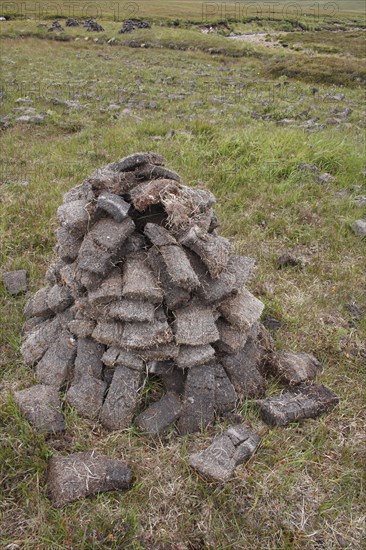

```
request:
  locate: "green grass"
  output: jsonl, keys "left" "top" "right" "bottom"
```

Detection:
{"left": 1, "top": 7, "right": 366, "bottom": 549}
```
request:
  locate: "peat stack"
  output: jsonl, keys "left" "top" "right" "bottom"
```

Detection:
{"left": 16, "top": 152, "right": 338, "bottom": 437}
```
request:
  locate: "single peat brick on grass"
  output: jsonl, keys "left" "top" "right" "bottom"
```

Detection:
{"left": 257, "top": 384, "right": 340, "bottom": 426}
{"left": 14, "top": 384, "right": 65, "bottom": 433}
{"left": 66, "top": 375, "right": 107, "bottom": 419}
{"left": 352, "top": 219, "right": 366, "bottom": 237}
{"left": 174, "top": 301, "right": 220, "bottom": 346}
{"left": 268, "top": 352, "right": 322, "bottom": 385}
{"left": 47, "top": 451, "right": 132, "bottom": 508}
{"left": 100, "top": 366, "right": 142, "bottom": 430}
{"left": 189, "top": 424, "right": 260, "bottom": 482}
{"left": 215, "top": 317, "right": 249, "bottom": 355}
{"left": 178, "top": 364, "right": 216, "bottom": 434}
{"left": 2, "top": 270, "right": 27, "bottom": 295}
{"left": 97, "top": 192, "right": 130, "bottom": 222}
{"left": 36, "top": 331, "right": 77, "bottom": 388}
{"left": 218, "top": 288, "right": 264, "bottom": 331}
{"left": 135, "top": 392, "right": 182, "bottom": 435}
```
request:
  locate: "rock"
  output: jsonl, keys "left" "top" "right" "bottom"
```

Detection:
{"left": 178, "top": 364, "right": 216, "bottom": 434}
{"left": 218, "top": 288, "right": 264, "bottom": 332}
{"left": 267, "top": 352, "right": 322, "bottom": 385}
{"left": 352, "top": 220, "right": 366, "bottom": 237}
{"left": 2, "top": 269, "right": 27, "bottom": 295}
{"left": 174, "top": 301, "right": 220, "bottom": 346}
{"left": 176, "top": 344, "right": 216, "bottom": 369}
{"left": 36, "top": 331, "right": 77, "bottom": 388}
{"left": 221, "top": 333, "right": 266, "bottom": 398}
{"left": 151, "top": 361, "right": 186, "bottom": 394}
{"left": 135, "top": 392, "right": 182, "bottom": 435}
{"left": 122, "top": 252, "right": 163, "bottom": 303}
{"left": 100, "top": 366, "right": 142, "bottom": 430}
{"left": 189, "top": 424, "right": 260, "bottom": 482}
{"left": 21, "top": 317, "right": 62, "bottom": 365}
{"left": 278, "top": 253, "right": 301, "bottom": 268}
{"left": 24, "top": 287, "right": 53, "bottom": 319}
{"left": 73, "top": 338, "right": 104, "bottom": 381}
{"left": 47, "top": 285, "right": 74, "bottom": 313}
{"left": 47, "top": 452, "right": 132, "bottom": 507}
{"left": 14, "top": 384, "right": 65, "bottom": 433}
{"left": 66, "top": 375, "right": 107, "bottom": 419}
{"left": 180, "top": 226, "right": 231, "bottom": 278}
{"left": 97, "top": 192, "right": 130, "bottom": 222}
{"left": 57, "top": 200, "right": 89, "bottom": 238}
{"left": 105, "top": 299, "right": 155, "bottom": 323}
{"left": 257, "top": 384, "right": 339, "bottom": 426}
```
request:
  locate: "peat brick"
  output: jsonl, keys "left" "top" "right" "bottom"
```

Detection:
{"left": 102, "top": 347, "right": 144, "bottom": 371}
{"left": 56, "top": 227, "right": 82, "bottom": 263}
{"left": 68, "top": 319, "right": 96, "bottom": 338}
{"left": 57, "top": 199, "right": 89, "bottom": 238}
{"left": 150, "top": 361, "right": 186, "bottom": 394}
{"left": 138, "top": 342, "right": 179, "bottom": 362}
{"left": 97, "top": 192, "right": 130, "bottom": 222}
{"left": 47, "top": 451, "right": 132, "bottom": 507}
{"left": 130, "top": 178, "right": 180, "bottom": 212}
{"left": 144, "top": 223, "right": 177, "bottom": 247}
{"left": 120, "top": 318, "right": 173, "bottom": 350}
{"left": 180, "top": 226, "right": 231, "bottom": 278}
{"left": 159, "top": 245, "right": 200, "bottom": 290}
{"left": 24, "top": 287, "right": 53, "bottom": 319}
{"left": 174, "top": 301, "right": 219, "bottom": 346}
{"left": 189, "top": 424, "right": 260, "bottom": 482}
{"left": 105, "top": 299, "right": 155, "bottom": 323}
{"left": 14, "top": 384, "right": 65, "bottom": 433}
{"left": 135, "top": 392, "right": 182, "bottom": 435}
{"left": 213, "top": 363, "right": 237, "bottom": 414}
{"left": 100, "top": 366, "right": 142, "bottom": 430}
{"left": 88, "top": 268, "right": 122, "bottom": 305}
{"left": 2, "top": 270, "right": 27, "bottom": 295}
{"left": 47, "top": 284, "right": 74, "bottom": 313}
{"left": 74, "top": 338, "right": 104, "bottom": 381}
{"left": 178, "top": 364, "right": 216, "bottom": 434}
{"left": 147, "top": 247, "right": 190, "bottom": 310}
{"left": 36, "top": 331, "right": 77, "bottom": 388}
{"left": 268, "top": 352, "right": 322, "bottom": 386}
{"left": 21, "top": 317, "right": 62, "bottom": 365}
{"left": 77, "top": 238, "right": 114, "bottom": 277}
{"left": 66, "top": 375, "right": 107, "bottom": 419}
{"left": 88, "top": 217, "right": 135, "bottom": 252}
{"left": 92, "top": 321, "right": 124, "bottom": 347}
{"left": 257, "top": 384, "right": 339, "bottom": 426}
{"left": 176, "top": 344, "right": 216, "bottom": 369}
{"left": 218, "top": 288, "right": 264, "bottom": 331}
{"left": 122, "top": 252, "right": 163, "bottom": 303}
{"left": 215, "top": 318, "right": 249, "bottom": 355}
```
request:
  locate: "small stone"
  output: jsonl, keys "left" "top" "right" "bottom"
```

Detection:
{"left": 73, "top": 338, "right": 104, "bottom": 381}
{"left": 257, "top": 384, "right": 339, "bottom": 426}
{"left": 189, "top": 424, "right": 260, "bottom": 482}
{"left": 47, "top": 452, "right": 132, "bottom": 507}
{"left": 352, "top": 220, "right": 366, "bottom": 237}
{"left": 97, "top": 192, "right": 130, "bottom": 222}
{"left": 317, "top": 172, "right": 334, "bottom": 184}
{"left": 174, "top": 301, "right": 220, "bottom": 346}
{"left": 135, "top": 392, "right": 182, "bottom": 435}
{"left": 100, "top": 366, "right": 142, "bottom": 430}
{"left": 66, "top": 375, "right": 107, "bottom": 419}
{"left": 14, "top": 384, "right": 65, "bottom": 433}
{"left": 268, "top": 352, "right": 322, "bottom": 385}
{"left": 178, "top": 364, "right": 216, "bottom": 434}
{"left": 218, "top": 288, "right": 264, "bottom": 332}
{"left": 47, "top": 285, "right": 74, "bottom": 313}
{"left": 36, "top": 331, "right": 77, "bottom": 388}
{"left": 2, "top": 270, "right": 27, "bottom": 295}
{"left": 278, "top": 253, "right": 301, "bottom": 269}
{"left": 176, "top": 344, "right": 216, "bottom": 369}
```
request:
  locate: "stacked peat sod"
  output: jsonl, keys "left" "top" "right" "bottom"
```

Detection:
{"left": 16, "top": 152, "right": 339, "bottom": 483}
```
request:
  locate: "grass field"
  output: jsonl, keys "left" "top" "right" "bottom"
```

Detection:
{"left": 1, "top": 2, "right": 365, "bottom": 549}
